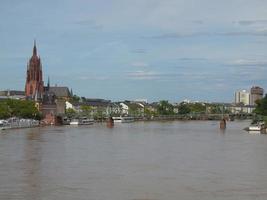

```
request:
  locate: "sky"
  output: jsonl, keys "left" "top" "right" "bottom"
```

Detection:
{"left": 0, "top": 0, "right": 267, "bottom": 102}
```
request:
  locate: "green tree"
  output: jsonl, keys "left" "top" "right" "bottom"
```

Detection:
{"left": 70, "top": 95, "right": 80, "bottom": 103}
{"left": 189, "top": 103, "right": 206, "bottom": 113}
{"left": 254, "top": 94, "right": 267, "bottom": 116}
{"left": 81, "top": 105, "right": 93, "bottom": 114}
{"left": 144, "top": 107, "right": 156, "bottom": 118}
{"left": 0, "top": 102, "right": 10, "bottom": 119}
{"left": 157, "top": 100, "right": 174, "bottom": 115}
{"left": 0, "top": 99, "right": 41, "bottom": 119}
{"left": 178, "top": 103, "right": 191, "bottom": 114}
{"left": 66, "top": 108, "right": 77, "bottom": 118}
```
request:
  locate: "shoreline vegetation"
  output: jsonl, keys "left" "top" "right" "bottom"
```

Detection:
{"left": 0, "top": 96, "right": 266, "bottom": 129}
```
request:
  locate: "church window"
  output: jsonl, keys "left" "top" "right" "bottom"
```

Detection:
{"left": 30, "top": 85, "right": 33, "bottom": 94}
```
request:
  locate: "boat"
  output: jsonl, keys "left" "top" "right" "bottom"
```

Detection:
{"left": 0, "top": 120, "right": 10, "bottom": 130}
{"left": 112, "top": 117, "right": 123, "bottom": 123}
{"left": 62, "top": 117, "right": 71, "bottom": 125}
{"left": 121, "top": 117, "right": 135, "bottom": 123}
{"left": 70, "top": 119, "right": 79, "bottom": 125}
{"left": 79, "top": 117, "right": 94, "bottom": 125}
{"left": 248, "top": 125, "right": 262, "bottom": 131}
{"left": 112, "top": 116, "right": 135, "bottom": 123}
{"left": 247, "top": 122, "right": 265, "bottom": 131}
{"left": 69, "top": 117, "right": 94, "bottom": 125}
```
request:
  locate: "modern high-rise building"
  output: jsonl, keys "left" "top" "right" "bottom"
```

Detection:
{"left": 250, "top": 86, "right": 264, "bottom": 105}
{"left": 235, "top": 90, "right": 250, "bottom": 105}
{"left": 25, "top": 40, "right": 44, "bottom": 99}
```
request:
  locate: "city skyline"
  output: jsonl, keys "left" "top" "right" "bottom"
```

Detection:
{"left": 0, "top": 0, "right": 267, "bottom": 102}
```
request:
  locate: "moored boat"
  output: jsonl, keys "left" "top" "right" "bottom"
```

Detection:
{"left": 79, "top": 117, "right": 94, "bottom": 125}
{"left": 112, "top": 116, "right": 135, "bottom": 123}
{"left": 248, "top": 122, "right": 265, "bottom": 131}
{"left": 112, "top": 117, "right": 122, "bottom": 123}
{"left": 70, "top": 119, "right": 79, "bottom": 125}
{"left": 69, "top": 117, "right": 94, "bottom": 125}
{"left": 0, "top": 120, "right": 10, "bottom": 130}
{"left": 121, "top": 117, "right": 135, "bottom": 123}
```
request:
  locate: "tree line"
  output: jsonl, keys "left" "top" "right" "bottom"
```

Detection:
{"left": 0, "top": 99, "right": 41, "bottom": 120}
{"left": 254, "top": 94, "right": 267, "bottom": 116}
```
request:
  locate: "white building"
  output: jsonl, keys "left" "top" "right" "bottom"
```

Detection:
{"left": 120, "top": 102, "right": 129, "bottom": 115}
{"left": 235, "top": 90, "right": 250, "bottom": 105}
{"left": 65, "top": 101, "right": 74, "bottom": 110}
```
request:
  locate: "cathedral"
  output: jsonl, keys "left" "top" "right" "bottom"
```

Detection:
{"left": 25, "top": 40, "right": 44, "bottom": 100}
{"left": 25, "top": 41, "right": 71, "bottom": 125}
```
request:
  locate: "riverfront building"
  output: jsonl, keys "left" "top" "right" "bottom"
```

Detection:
{"left": 233, "top": 86, "right": 265, "bottom": 114}
{"left": 235, "top": 90, "right": 251, "bottom": 106}
{"left": 250, "top": 86, "right": 264, "bottom": 106}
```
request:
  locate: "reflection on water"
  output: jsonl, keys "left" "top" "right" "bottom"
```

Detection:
{"left": 1, "top": 121, "right": 267, "bottom": 200}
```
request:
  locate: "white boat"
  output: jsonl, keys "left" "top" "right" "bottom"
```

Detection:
{"left": 248, "top": 125, "right": 262, "bottom": 131}
{"left": 121, "top": 117, "right": 135, "bottom": 123}
{"left": 0, "top": 120, "right": 10, "bottom": 130}
{"left": 248, "top": 122, "right": 265, "bottom": 131}
{"left": 70, "top": 119, "right": 79, "bottom": 125}
{"left": 112, "top": 117, "right": 123, "bottom": 123}
{"left": 79, "top": 117, "right": 94, "bottom": 125}
{"left": 69, "top": 118, "right": 94, "bottom": 125}
{"left": 112, "top": 116, "right": 134, "bottom": 123}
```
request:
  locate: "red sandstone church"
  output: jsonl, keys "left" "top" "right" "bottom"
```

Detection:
{"left": 25, "top": 41, "right": 71, "bottom": 124}
{"left": 25, "top": 40, "right": 44, "bottom": 100}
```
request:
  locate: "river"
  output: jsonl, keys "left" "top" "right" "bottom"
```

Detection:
{"left": 1, "top": 120, "right": 267, "bottom": 200}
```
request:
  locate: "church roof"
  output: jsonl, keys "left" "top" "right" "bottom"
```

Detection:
{"left": 46, "top": 87, "right": 71, "bottom": 98}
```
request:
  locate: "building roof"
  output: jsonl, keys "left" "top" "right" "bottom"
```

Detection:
{"left": 45, "top": 87, "right": 71, "bottom": 98}
{"left": 0, "top": 90, "right": 25, "bottom": 96}
{"left": 73, "top": 99, "right": 111, "bottom": 107}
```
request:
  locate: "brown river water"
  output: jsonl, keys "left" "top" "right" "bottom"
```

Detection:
{"left": 1, "top": 120, "right": 267, "bottom": 200}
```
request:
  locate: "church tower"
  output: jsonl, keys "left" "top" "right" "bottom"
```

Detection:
{"left": 25, "top": 40, "right": 44, "bottom": 99}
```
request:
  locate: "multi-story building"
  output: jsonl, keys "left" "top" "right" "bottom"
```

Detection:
{"left": 235, "top": 90, "right": 250, "bottom": 106}
{"left": 250, "top": 86, "right": 264, "bottom": 105}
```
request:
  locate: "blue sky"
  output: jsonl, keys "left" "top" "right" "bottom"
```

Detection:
{"left": 0, "top": 0, "right": 267, "bottom": 102}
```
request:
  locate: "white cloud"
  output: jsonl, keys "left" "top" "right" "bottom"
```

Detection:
{"left": 78, "top": 75, "right": 109, "bottom": 81}
{"left": 229, "top": 59, "right": 267, "bottom": 66}
{"left": 131, "top": 62, "right": 149, "bottom": 67}
{"left": 126, "top": 70, "right": 158, "bottom": 80}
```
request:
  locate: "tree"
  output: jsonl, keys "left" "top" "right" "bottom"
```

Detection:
{"left": 178, "top": 103, "right": 191, "bottom": 114}
{"left": 157, "top": 100, "right": 174, "bottom": 115}
{"left": 189, "top": 103, "right": 206, "bottom": 113}
{"left": 81, "top": 105, "right": 93, "bottom": 113}
{"left": 254, "top": 94, "right": 267, "bottom": 116}
{"left": 66, "top": 108, "right": 77, "bottom": 118}
{"left": 0, "top": 99, "right": 41, "bottom": 119}
{"left": 70, "top": 95, "right": 80, "bottom": 103}
{"left": 0, "top": 102, "right": 10, "bottom": 119}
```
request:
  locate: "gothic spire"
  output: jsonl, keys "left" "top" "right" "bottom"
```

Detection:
{"left": 47, "top": 76, "right": 50, "bottom": 90}
{"left": 33, "top": 39, "right": 37, "bottom": 56}
{"left": 70, "top": 88, "right": 73, "bottom": 97}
